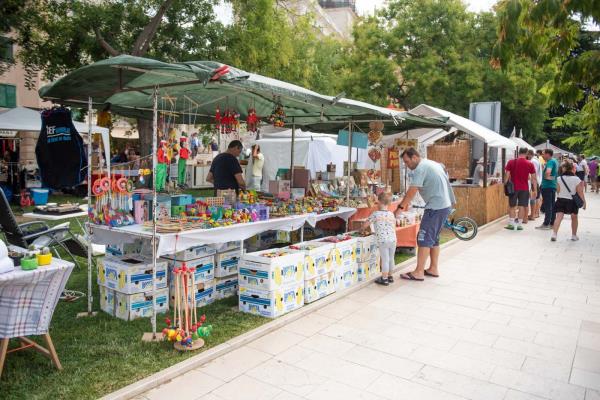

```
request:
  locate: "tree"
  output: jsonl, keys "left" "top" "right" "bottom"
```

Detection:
{"left": 339, "top": 0, "right": 551, "bottom": 141}
{"left": 493, "top": 0, "right": 600, "bottom": 151}
{"left": 2, "top": 0, "right": 225, "bottom": 154}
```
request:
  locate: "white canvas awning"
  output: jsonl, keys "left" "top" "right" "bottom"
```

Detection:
{"left": 534, "top": 140, "right": 575, "bottom": 158}
{"left": 410, "top": 104, "right": 517, "bottom": 151}
{"left": 508, "top": 128, "right": 535, "bottom": 152}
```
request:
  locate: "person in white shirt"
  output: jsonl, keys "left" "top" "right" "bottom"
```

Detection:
{"left": 527, "top": 150, "right": 542, "bottom": 219}
{"left": 472, "top": 158, "right": 485, "bottom": 186}
{"left": 551, "top": 159, "right": 586, "bottom": 242}
{"left": 249, "top": 144, "right": 264, "bottom": 190}
{"left": 578, "top": 154, "right": 589, "bottom": 192}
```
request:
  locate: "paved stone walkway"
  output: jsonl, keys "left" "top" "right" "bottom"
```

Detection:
{"left": 137, "top": 194, "right": 600, "bottom": 400}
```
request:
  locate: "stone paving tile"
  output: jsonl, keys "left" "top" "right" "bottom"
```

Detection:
{"left": 134, "top": 196, "right": 600, "bottom": 400}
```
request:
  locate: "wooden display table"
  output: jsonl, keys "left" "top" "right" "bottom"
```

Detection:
{"left": 452, "top": 183, "right": 507, "bottom": 226}
{"left": 348, "top": 200, "right": 401, "bottom": 224}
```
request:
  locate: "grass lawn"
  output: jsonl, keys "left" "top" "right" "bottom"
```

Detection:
{"left": 2, "top": 194, "right": 269, "bottom": 400}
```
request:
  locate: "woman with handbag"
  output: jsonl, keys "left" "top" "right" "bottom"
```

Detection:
{"left": 551, "top": 160, "right": 587, "bottom": 242}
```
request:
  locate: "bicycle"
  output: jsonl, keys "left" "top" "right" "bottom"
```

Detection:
{"left": 409, "top": 206, "right": 478, "bottom": 241}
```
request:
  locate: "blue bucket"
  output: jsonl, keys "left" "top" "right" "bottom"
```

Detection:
{"left": 0, "top": 185, "right": 13, "bottom": 203}
{"left": 31, "top": 188, "right": 50, "bottom": 205}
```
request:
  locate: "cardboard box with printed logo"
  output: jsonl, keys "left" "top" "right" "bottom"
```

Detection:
{"left": 286, "top": 241, "right": 334, "bottom": 280}
{"left": 163, "top": 255, "right": 215, "bottom": 286}
{"left": 238, "top": 283, "right": 303, "bottom": 318}
{"left": 115, "top": 288, "right": 169, "bottom": 321}
{"left": 99, "top": 285, "right": 116, "bottom": 316}
{"left": 215, "top": 277, "right": 238, "bottom": 299}
{"left": 100, "top": 256, "right": 168, "bottom": 294}
{"left": 304, "top": 270, "right": 336, "bottom": 303}
{"left": 215, "top": 249, "right": 241, "bottom": 278}
{"left": 318, "top": 236, "right": 358, "bottom": 269}
{"left": 168, "top": 280, "right": 215, "bottom": 308}
{"left": 162, "top": 245, "right": 216, "bottom": 262}
{"left": 239, "top": 249, "right": 304, "bottom": 291}
{"left": 334, "top": 263, "right": 358, "bottom": 291}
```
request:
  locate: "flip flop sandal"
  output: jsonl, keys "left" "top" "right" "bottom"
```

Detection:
{"left": 424, "top": 270, "right": 439, "bottom": 278}
{"left": 400, "top": 273, "right": 424, "bottom": 281}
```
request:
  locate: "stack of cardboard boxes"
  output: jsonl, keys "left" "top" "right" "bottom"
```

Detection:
{"left": 288, "top": 241, "right": 336, "bottom": 304}
{"left": 238, "top": 249, "right": 305, "bottom": 318}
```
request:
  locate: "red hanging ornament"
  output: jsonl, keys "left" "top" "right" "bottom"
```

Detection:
{"left": 215, "top": 107, "right": 221, "bottom": 131}
{"left": 247, "top": 108, "right": 259, "bottom": 132}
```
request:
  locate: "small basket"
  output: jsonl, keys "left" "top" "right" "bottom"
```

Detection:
{"left": 21, "top": 257, "right": 38, "bottom": 271}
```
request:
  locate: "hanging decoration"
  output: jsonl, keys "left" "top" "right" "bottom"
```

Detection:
{"left": 368, "top": 147, "right": 382, "bottom": 162}
{"left": 367, "top": 121, "right": 383, "bottom": 145}
{"left": 246, "top": 108, "right": 259, "bottom": 132}
{"left": 268, "top": 97, "right": 286, "bottom": 127}
{"left": 214, "top": 106, "right": 222, "bottom": 132}
{"left": 89, "top": 176, "right": 134, "bottom": 227}
{"left": 163, "top": 262, "right": 213, "bottom": 351}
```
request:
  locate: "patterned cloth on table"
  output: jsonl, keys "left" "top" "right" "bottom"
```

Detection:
{"left": 0, "top": 260, "right": 73, "bottom": 338}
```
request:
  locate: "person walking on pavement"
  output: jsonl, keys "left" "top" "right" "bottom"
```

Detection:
{"left": 396, "top": 148, "right": 455, "bottom": 281}
{"left": 551, "top": 159, "right": 586, "bottom": 241}
{"left": 504, "top": 148, "right": 536, "bottom": 230}
{"left": 528, "top": 149, "right": 542, "bottom": 220}
{"left": 536, "top": 149, "right": 559, "bottom": 230}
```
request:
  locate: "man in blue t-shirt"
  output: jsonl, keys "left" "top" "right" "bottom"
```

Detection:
{"left": 536, "top": 148, "right": 558, "bottom": 230}
{"left": 207, "top": 140, "right": 246, "bottom": 191}
{"left": 396, "top": 148, "right": 456, "bottom": 281}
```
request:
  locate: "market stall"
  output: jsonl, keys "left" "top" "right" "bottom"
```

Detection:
{"left": 409, "top": 104, "right": 517, "bottom": 226}
{"left": 37, "top": 54, "right": 448, "bottom": 345}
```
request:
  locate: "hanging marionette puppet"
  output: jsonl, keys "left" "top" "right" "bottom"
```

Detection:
{"left": 156, "top": 140, "right": 169, "bottom": 192}
{"left": 247, "top": 108, "right": 259, "bottom": 132}
{"left": 178, "top": 136, "right": 190, "bottom": 188}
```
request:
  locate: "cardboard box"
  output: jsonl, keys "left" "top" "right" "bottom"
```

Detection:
{"left": 304, "top": 270, "right": 336, "bottom": 304}
{"left": 115, "top": 288, "right": 169, "bottom": 321}
{"left": 215, "top": 277, "right": 238, "bottom": 299}
{"left": 169, "top": 280, "right": 215, "bottom": 308}
{"left": 170, "top": 194, "right": 193, "bottom": 206}
{"left": 318, "top": 237, "right": 357, "bottom": 268}
{"left": 334, "top": 263, "right": 358, "bottom": 291}
{"left": 350, "top": 234, "right": 376, "bottom": 263}
{"left": 213, "top": 241, "right": 241, "bottom": 253}
{"left": 105, "top": 239, "right": 146, "bottom": 257}
{"left": 292, "top": 168, "right": 310, "bottom": 191}
{"left": 357, "top": 257, "right": 381, "bottom": 282}
{"left": 287, "top": 241, "right": 335, "bottom": 280}
{"left": 239, "top": 283, "right": 304, "bottom": 318}
{"left": 215, "top": 249, "right": 241, "bottom": 278}
{"left": 164, "top": 255, "right": 215, "bottom": 285}
{"left": 99, "top": 285, "right": 116, "bottom": 316}
{"left": 239, "top": 249, "right": 304, "bottom": 291}
{"left": 162, "top": 245, "right": 216, "bottom": 262}
{"left": 100, "top": 256, "right": 168, "bottom": 294}
{"left": 269, "top": 180, "right": 291, "bottom": 195}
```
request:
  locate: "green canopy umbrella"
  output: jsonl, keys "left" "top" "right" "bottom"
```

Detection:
{"left": 39, "top": 55, "right": 447, "bottom": 132}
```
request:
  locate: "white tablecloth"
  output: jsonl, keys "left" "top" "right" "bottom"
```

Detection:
{"left": 91, "top": 214, "right": 311, "bottom": 257}
{"left": 0, "top": 259, "right": 74, "bottom": 338}
{"left": 305, "top": 207, "right": 357, "bottom": 228}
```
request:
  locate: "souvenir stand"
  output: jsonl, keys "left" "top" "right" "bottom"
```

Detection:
{"left": 408, "top": 104, "right": 517, "bottom": 226}
{"left": 39, "top": 55, "right": 448, "bottom": 342}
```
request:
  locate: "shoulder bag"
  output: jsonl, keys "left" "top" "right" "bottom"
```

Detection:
{"left": 560, "top": 176, "right": 584, "bottom": 208}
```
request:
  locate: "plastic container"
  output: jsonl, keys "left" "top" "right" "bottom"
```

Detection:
{"left": 37, "top": 253, "right": 52, "bottom": 266}
{"left": 31, "top": 188, "right": 49, "bottom": 205}
{"left": 21, "top": 257, "right": 38, "bottom": 270}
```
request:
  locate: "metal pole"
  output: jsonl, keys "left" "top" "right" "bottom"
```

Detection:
{"left": 346, "top": 122, "right": 352, "bottom": 205}
{"left": 151, "top": 87, "right": 158, "bottom": 339}
{"left": 87, "top": 97, "right": 93, "bottom": 315}
{"left": 290, "top": 118, "right": 295, "bottom": 186}
{"left": 483, "top": 143, "right": 488, "bottom": 188}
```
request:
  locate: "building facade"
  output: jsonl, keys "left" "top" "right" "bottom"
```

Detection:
{"left": 284, "top": 0, "right": 357, "bottom": 41}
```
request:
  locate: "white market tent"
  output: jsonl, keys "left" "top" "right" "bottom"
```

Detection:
{"left": 0, "top": 106, "right": 111, "bottom": 169}
{"left": 409, "top": 104, "right": 517, "bottom": 151}
{"left": 534, "top": 140, "right": 575, "bottom": 159}
{"left": 254, "top": 129, "right": 369, "bottom": 190}
{"left": 509, "top": 128, "right": 535, "bottom": 153}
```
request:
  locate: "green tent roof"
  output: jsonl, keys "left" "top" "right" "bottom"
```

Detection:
{"left": 39, "top": 55, "right": 448, "bottom": 133}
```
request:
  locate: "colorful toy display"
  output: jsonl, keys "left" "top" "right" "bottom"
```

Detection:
{"left": 89, "top": 176, "right": 135, "bottom": 227}
{"left": 156, "top": 139, "right": 169, "bottom": 192}
{"left": 178, "top": 136, "right": 190, "bottom": 187}
{"left": 163, "top": 262, "right": 213, "bottom": 351}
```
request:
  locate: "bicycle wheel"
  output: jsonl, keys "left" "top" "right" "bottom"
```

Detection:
{"left": 452, "top": 217, "right": 478, "bottom": 240}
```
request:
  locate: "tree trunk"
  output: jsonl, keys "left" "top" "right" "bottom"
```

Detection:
{"left": 137, "top": 117, "right": 153, "bottom": 156}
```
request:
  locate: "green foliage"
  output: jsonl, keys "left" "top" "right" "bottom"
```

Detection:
{"left": 494, "top": 0, "right": 600, "bottom": 151}
{"left": 340, "top": 0, "right": 550, "bottom": 142}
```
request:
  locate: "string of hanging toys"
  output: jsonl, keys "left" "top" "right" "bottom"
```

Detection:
{"left": 90, "top": 176, "right": 135, "bottom": 227}
{"left": 163, "top": 261, "right": 213, "bottom": 351}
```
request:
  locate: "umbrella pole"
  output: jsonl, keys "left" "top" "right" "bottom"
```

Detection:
{"left": 143, "top": 87, "right": 160, "bottom": 342}
{"left": 86, "top": 97, "right": 93, "bottom": 316}
{"left": 290, "top": 118, "right": 295, "bottom": 186}
{"left": 346, "top": 122, "right": 352, "bottom": 206}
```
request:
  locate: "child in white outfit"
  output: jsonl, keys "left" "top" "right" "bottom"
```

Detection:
{"left": 364, "top": 192, "right": 397, "bottom": 286}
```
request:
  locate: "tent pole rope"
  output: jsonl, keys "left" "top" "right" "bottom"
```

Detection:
{"left": 151, "top": 86, "right": 159, "bottom": 339}
{"left": 87, "top": 96, "right": 93, "bottom": 315}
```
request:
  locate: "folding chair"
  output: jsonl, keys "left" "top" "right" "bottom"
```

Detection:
{"left": 0, "top": 189, "right": 85, "bottom": 269}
